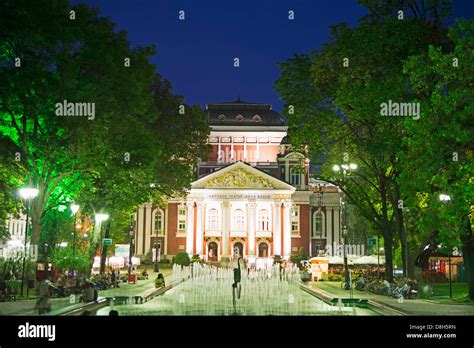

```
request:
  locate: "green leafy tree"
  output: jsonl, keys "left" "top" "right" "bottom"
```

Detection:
{"left": 173, "top": 252, "right": 190, "bottom": 267}
{"left": 50, "top": 247, "right": 90, "bottom": 274}
{"left": 0, "top": 0, "right": 209, "bottom": 255}
{"left": 401, "top": 20, "right": 474, "bottom": 298}
{"left": 0, "top": 134, "right": 24, "bottom": 233}
{"left": 274, "top": 0, "right": 452, "bottom": 280}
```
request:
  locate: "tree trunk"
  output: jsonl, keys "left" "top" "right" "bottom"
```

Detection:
{"left": 408, "top": 244, "right": 418, "bottom": 280}
{"left": 390, "top": 184, "right": 410, "bottom": 278}
{"left": 30, "top": 184, "right": 46, "bottom": 247}
{"left": 380, "top": 178, "right": 393, "bottom": 281}
{"left": 382, "top": 228, "right": 394, "bottom": 282}
{"left": 395, "top": 205, "right": 408, "bottom": 277}
{"left": 461, "top": 217, "right": 474, "bottom": 300}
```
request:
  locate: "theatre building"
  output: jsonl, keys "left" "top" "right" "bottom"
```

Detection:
{"left": 134, "top": 100, "right": 343, "bottom": 262}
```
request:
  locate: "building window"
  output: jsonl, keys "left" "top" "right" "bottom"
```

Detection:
{"left": 290, "top": 167, "right": 301, "bottom": 186}
{"left": 312, "top": 210, "right": 326, "bottom": 238}
{"left": 258, "top": 209, "right": 270, "bottom": 231}
{"left": 208, "top": 208, "right": 219, "bottom": 230}
{"left": 258, "top": 242, "right": 268, "bottom": 257}
{"left": 291, "top": 207, "right": 299, "bottom": 235}
{"left": 312, "top": 211, "right": 322, "bottom": 238}
{"left": 154, "top": 209, "right": 164, "bottom": 235}
{"left": 232, "top": 209, "right": 245, "bottom": 231}
{"left": 178, "top": 206, "right": 186, "bottom": 231}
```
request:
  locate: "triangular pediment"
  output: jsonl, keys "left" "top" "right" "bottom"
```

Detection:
{"left": 192, "top": 162, "right": 295, "bottom": 190}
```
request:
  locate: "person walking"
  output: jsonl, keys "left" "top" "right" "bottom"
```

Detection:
{"left": 35, "top": 278, "right": 54, "bottom": 315}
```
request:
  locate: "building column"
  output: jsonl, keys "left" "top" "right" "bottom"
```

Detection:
{"left": 326, "top": 208, "right": 333, "bottom": 255}
{"left": 196, "top": 202, "right": 204, "bottom": 256}
{"left": 135, "top": 206, "right": 143, "bottom": 255}
{"left": 273, "top": 201, "right": 281, "bottom": 255}
{"left": 186, "top": 202, "right": 195, "bottom": 254}
{"left": 309, "top": 207, "right": 313, "bottom": 258}
{"left": 334, "top": 207, "right": 341, "bottom": 246}
{"left": 247, "top": 201, "right": 256, "bottom": 257}
{"left": 283, "top": 201, "right": 292, "bottom": 258}
{"left": 221, "top": 201, "right": 230, "bottom": 261}
{"left": 145, "top": 204, "right": 154, "bottom": 255}
{"left": 164, "top": 206, "right": 168, "bottom": 255}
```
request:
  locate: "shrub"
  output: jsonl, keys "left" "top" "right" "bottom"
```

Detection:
{"left": 159, "top": 258, "right": 171, "bottom": 264}
{"left": 50, "top": 247, "right": 90, "bottom": 274}
{"left": 191, "top": 254, "right": 201, "bottom": 264}
{"left": 173, "top": 252, "right": 190, "bottom": 267}
{"left": 141, "top": 250, "right": 153, "bottom": 265}
{"left": 328, "top": 274, "right": 343, "bottom": 282}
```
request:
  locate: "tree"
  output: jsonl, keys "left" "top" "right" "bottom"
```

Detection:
{"left": 0, "top": 134, "right": 23, "bottom": 233}
{"left": 0, "top": 0, "right": 209, "bottom": 254}
{"left": 401, "top": 20, "right": 474, "bottom": 298}
{"left": 274, "top": 0, "right": 452, "bottom": 280}
{"left": 173, "top": 252, "right": 190, "bottom": 267}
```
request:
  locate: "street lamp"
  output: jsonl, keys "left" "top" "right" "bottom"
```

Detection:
{"left": 128, "top": 215, "right": 135, "bottom": 276}
{"left": 19, "top": 187, "right": 39, "bottom": 298}
{"left": 439, "top": 193, "right": 453, "bottom": 298}
{"left": 70, "top": 203, "right": 80, "bottom": 259}
{"left": 95, "top": 213, "right": 109, "bottom": 223}
{"left": 332, "top": 163, "right": 357, "bottom": 287}
{"left": 403, "top": 207, "right": 409, "bottom": 278}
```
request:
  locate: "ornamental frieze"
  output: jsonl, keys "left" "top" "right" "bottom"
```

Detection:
{"left": 204, "top": 168, "right": 274, "bottom": 189}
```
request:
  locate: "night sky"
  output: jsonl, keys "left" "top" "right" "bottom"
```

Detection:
{"left": 73, "top": 0, "right": 474, "bottom": 111}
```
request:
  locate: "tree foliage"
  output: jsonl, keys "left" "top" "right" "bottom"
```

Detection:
{"left": 0, "top": 0, "right": 209, "bottom": 252}
{"left": 274, "top": 0, "right": 466, "bottom": 283}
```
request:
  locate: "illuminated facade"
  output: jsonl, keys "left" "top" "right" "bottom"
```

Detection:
{"left": 135, "top": 100, "right": 343, "bottom": 261}
{"left": 0, "top": 214, "right": 28, "bottom": 259}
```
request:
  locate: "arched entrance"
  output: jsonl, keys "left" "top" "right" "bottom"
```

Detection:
{"left": 208, "top": 242, "right": 218, "bottom": 261}
{"left": 258, "top": 242, "right": 269, "bottom": 258}
{"left": 233, "top": 242, "right": 244, "bottom": 258}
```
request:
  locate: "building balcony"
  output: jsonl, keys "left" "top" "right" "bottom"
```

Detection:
{"left": 255, "top": 231, "right": 272, "bottom": 238}
{"left": 205, "top": 230, "right": 222, "bottom": 237}
{"left": 230, "top": 231, "right": 247, "bottom": 238}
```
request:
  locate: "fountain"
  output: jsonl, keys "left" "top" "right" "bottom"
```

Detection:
{"left": 98, "top": 262, "right": 376, "bottom": 316}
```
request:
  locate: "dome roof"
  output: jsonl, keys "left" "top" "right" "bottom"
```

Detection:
{"left": 206, "top": 99, "right": 287, "bottom": 127}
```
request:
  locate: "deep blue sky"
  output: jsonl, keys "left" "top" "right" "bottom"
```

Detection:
{"left": 73, "top": 0, "right": 473, "bottom": 111}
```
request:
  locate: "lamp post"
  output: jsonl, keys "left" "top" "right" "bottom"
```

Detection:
{"left": 19, "top": 187, "right": 39, "bottom": 298}
{"left": 70, "top": 203, "right": 80, "bottom": 259}
{"left": 439, "top": 194, "right": 452, "bottom": 298}
{"left": 403, "top": 207, "right": 409, "bottom": 278}
{"left": 332, "top": 163, "right": 357, "bottom": 285}
{"left": 128, "top": 215, "right": 135, "bottom": 276}
{"left": 95, "top": 213, "right": 109, "bottom": 274}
